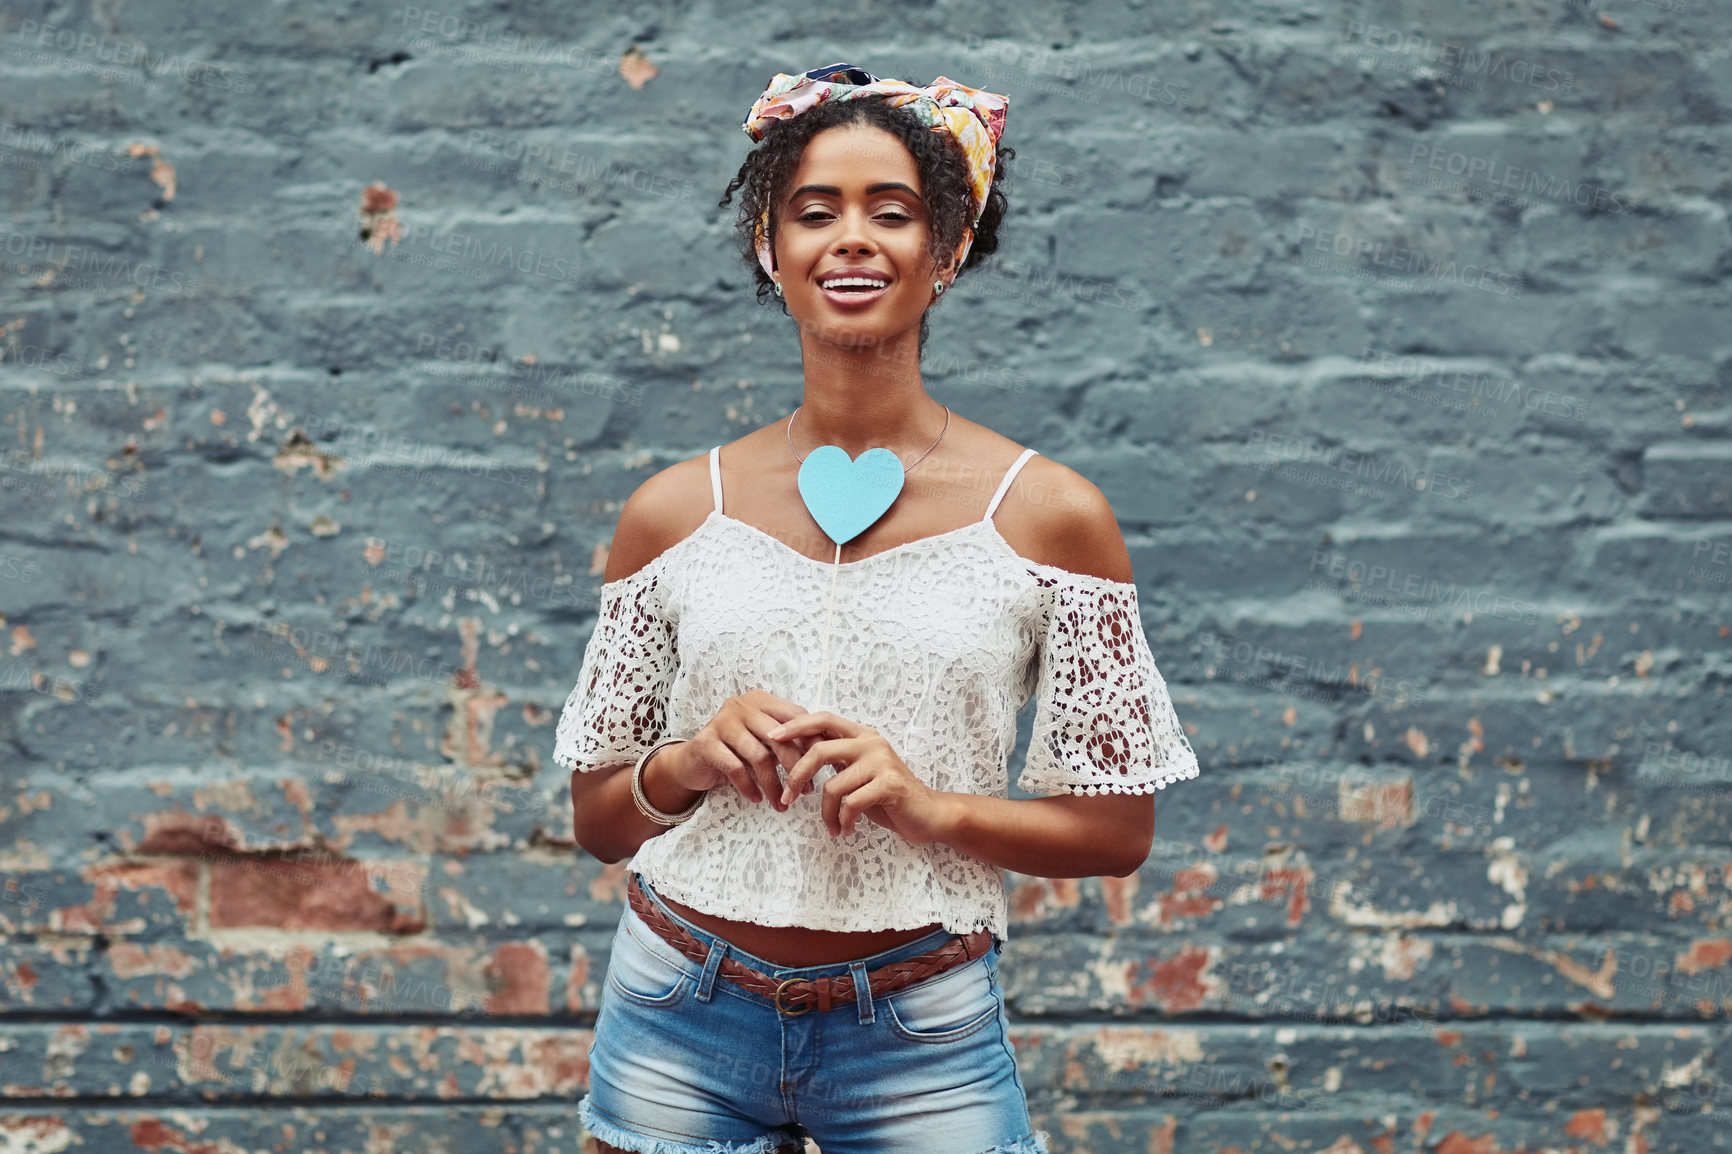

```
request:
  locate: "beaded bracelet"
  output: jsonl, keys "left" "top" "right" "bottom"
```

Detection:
{"left": 631, "top": 738, "right": 704, "bottom": 826}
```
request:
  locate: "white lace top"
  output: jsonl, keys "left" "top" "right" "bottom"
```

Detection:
{"left": 554, "top": 445, "right": 1199, "bottom": 942}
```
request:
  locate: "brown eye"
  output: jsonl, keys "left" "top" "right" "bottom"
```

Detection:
{"left": 797, "top": 210, "right": 914, "bottom": 222}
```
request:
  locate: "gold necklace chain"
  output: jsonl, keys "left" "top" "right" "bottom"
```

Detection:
{"left": 785, "top": 404, "right": 951, "bottom": 470}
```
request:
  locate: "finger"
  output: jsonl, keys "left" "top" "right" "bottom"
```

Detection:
{"left": 710, "top": 751, "right": 765, "bottom": 805}
{"left": 784, "top": 737, "right": 855, "bottom": 806}
{"left": 767, "top": 710, "right": 846, "bottom": 744}
{"left": 834, "top": 780, "right": 895, "bottom": 837}
{"left": 731, "top": 728, "right": 790, "bottom": 811}
{"left": 739, "top": 713, "right": 810, "bottom": 812}
{"left": 820, "top": 761, "right": 875, "bottom": 836}
{"left": 755, "top": 704, "right": 816, "bottom": 805}
{"left": 773, "top": 736, "right": 821, "bottom": 807}
{"left": 758, "top": 697, "right": 811, "bottom": 725}
{"left": 769, "top": 741, "right": 810, "bottom": 805}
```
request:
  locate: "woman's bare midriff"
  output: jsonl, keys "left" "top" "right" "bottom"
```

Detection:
{"left": 655, "top": 892, "right": 946, "bottom": 967}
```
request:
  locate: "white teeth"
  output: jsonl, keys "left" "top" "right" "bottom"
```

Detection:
{"left": 822, "top": 277, "right": 889, "bottom": 290}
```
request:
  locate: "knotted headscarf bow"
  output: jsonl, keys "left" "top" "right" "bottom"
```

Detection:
{"left": 742, "top": 63, "right": 1010, "bottom": 281}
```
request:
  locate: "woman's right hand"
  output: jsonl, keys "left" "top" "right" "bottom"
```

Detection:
{"left": 657, "top": 690, "right": 816, "bottom": 813}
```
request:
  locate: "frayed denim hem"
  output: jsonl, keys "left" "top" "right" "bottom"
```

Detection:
{"left": 983, "top": 1129, "right": 1053, "bottom": 1154}
{"left": 577, "top": 1093, "right": 802, "bottom": 1154}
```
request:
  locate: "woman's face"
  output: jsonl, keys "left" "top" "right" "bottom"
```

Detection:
{"left": 771, "top": 122, "right": 945, "bottom": 346}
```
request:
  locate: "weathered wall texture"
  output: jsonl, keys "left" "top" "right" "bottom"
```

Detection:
{"left": 1, "top": 0, "right": 1728, "bottom": 1151}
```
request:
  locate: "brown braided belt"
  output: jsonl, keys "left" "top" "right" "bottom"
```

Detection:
{"left": 626, "top": 873, "right": 993, "bottom": 1016}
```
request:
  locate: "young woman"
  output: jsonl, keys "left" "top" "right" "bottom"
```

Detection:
{"left": 555, "top": 63, "right": 1199, "bottom": 1154}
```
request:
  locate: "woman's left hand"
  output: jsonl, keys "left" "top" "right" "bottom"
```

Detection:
{"left": 768, "top": 711, "right": 954, "bottom": 844}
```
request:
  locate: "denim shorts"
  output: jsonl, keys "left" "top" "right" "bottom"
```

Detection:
{"left": 579, "top": 872, "right": 1050, "bottom": 1154}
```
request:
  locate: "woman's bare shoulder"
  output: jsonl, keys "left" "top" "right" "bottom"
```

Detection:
{"left": 993, "top": 445, "right": 1133, "bottom": 585}
{"left": 601, "top": 449, "right": 722, "bottom": 584}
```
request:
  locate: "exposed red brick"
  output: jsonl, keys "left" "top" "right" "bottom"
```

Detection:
{"left": 130, "top": 1119, "right": 178, "bottom": 1148}
{"left": 1010, "top": 876, "right": 1081, "bottom": 921}
{"left": 1127, "top": 944, "right": 1212, "bottom": 1012}
{"left": 250, "top": 944, "right": 314, "bottom": 1011}
{"left": 1435, "top": 1133, "right": 1500, "bottom": 1154}
{"left": 1565, "top": 1107, "right": 1607, "bottom": 1143}
{"left": 1100, "top": 875, "right": 1137, "bottom": 926}
{"left": 108, "top": 942, "right": 199, "bottom": 979}
{"left": 589, "top": 861, "right": 629, "bottom": 904}
{"left": 1172, "top": 866, "right": 1213, "bottom": 891}
{"left": 565, "top": 945, "right": 591, "bottom": 1012}
{"left": 484, "top": 941, "right": 551, "bottom": 1015}
{"left": 127, "top": 1114, "right": 246, "bottom": 1154}
{"left": 1676, "top": 938, "right": 1732, "bottom": 974}
{"left": 526, "top": 1033, "right": 591, "bottom": 1093}
{"left": 53, "top": 861, "right": 199, "bottom": 934}
{"left": 0, "top": 1119, "right": 73, "bottom": 1149}
{"left": 135, "top": 811, "right": 244, "bottom": 854}
{"left": 1339, "top": 779, "right": 1413, "bottom": 829}
{"left": 1259, "top": 864, "right": 1313, "bottom": 926}
{"left": 1157, "top": 864, "right": 1222, "bottom": 926}
{"left": 209, "top": 857, "right": 424, "bottom": 932}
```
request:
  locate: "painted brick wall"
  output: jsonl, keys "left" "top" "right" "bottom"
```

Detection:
{"left": 2, "top": 1, "right": 1729, "bottom": 1152}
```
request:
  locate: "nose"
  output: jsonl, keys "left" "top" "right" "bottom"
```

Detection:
{"left": 831, "top": 205, "right": 875, "bottom": 255}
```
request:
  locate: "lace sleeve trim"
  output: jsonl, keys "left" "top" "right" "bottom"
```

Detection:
{"left": 552, "top": 554, "right": 680, "bottom": 773}
{"left": 1017, "top": 569, "right": 1200, "bottom": 797}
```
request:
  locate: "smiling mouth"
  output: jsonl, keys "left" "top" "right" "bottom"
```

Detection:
{"left": 819, "top": 280, "right": 891, "bottom": 303}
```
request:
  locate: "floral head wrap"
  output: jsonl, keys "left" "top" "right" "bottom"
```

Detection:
{"left": 741, "top": 62, "right": 1010, "bottom": 280}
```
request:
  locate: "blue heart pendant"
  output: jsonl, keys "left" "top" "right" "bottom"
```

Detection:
{"left": 797, "top": 445, "right": 905, "bottom": 545}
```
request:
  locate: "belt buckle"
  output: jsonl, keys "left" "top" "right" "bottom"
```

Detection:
{"left": 773, "top": 977, "right": 812, "bottom": 1017}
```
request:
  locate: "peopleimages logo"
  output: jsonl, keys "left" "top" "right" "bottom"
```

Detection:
{"left": 365, "top": 220, "right": 577, "bottom": 283}
{"left": 1307, "top": 549, "right": 1540, "bottom": 625}
{"left": 11, "top": 22, "right": 255, "bottom": 91}
{"left": 0, "top": 341, "right": 86, "bottom": 378}
{"left": 1295, "top": 224, "right": 1523, "bottom": 298}
{"left": 1344, "top": 23, "right": 1574, "bottom": 92}
{"left": 0, "top": 122, "right": 134, "bottom": 172}
{"left": 364, "top": 536, "right": 587, "bottom": 610}
{"left": 1198, "top": 632, "right": 1430, "bottom": 708}
{"left": 1356, "top": 349, "right": 1589, "bottom": 422}
{"left": 1406, "top": 144, "right": 1641, "bottom": 216}
{"left": 0, "top": 230, "right": 201, "bottom": 297}
{"left": 1249, "top": 430, "right": 1476, "bottom": 502}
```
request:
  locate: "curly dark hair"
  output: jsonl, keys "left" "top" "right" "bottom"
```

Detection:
{"left": 718, "top": 91, "right": 1014, "bottom": 355}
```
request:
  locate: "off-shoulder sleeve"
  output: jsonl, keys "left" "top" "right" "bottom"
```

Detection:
{"left": 1018, "top": 571, "right": 1200, "bottom": 797}
{"left": 552, "top": 561, "right": 680, "bottom": 773}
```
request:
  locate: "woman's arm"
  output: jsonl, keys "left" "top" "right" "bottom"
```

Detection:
{"left": 927, "top": 791, "right": 1155, "bottom": 879}
{"left": 570, "top": 744, "right": 707, "bottom": 865}
{"left": 568, "top": 462, "right": 708, "bottom": 865}
{"left": 945, "top": 458, "right": 1154, "bottom": 878}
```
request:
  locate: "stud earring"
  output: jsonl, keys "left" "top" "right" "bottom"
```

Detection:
{"left": 933, "top": 280, "right": 945, "bottom": 296}
{"left": 773, "top": 280, "right": 783, "bottom": 298}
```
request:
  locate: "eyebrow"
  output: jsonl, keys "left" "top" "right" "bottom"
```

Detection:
{"left": 788, "top": 181, "right": 920, "bottom": 201}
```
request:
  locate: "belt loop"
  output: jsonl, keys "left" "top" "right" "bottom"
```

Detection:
{"left": 695, "top": 937, "right": 728, "bottom": 1003}
{"left": 848, "top": 960, "right": 874, "bottom": 1026}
